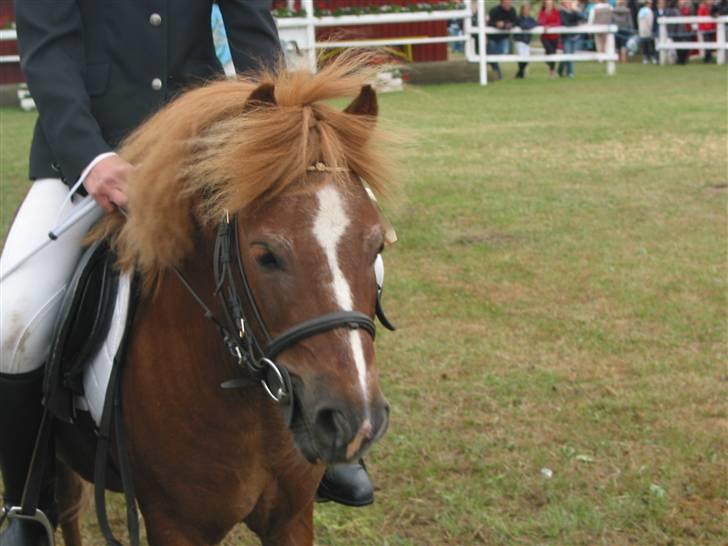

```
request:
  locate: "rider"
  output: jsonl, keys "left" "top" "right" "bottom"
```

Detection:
{"left": 0, "top": 3, "right": 372, "bottom": 544}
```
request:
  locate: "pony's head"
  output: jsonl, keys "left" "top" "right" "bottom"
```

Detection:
{"left": 97, "top": 54, "right": 396, "bottom": 464}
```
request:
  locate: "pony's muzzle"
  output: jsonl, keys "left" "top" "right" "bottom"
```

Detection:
{"left": 312, "top": 400, "right": 389, "bottom": 463}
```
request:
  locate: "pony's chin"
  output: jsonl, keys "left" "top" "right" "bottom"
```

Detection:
{"left": 292, "top": 426, "right": 372, "bottom": 465}
{"left": 290, "top": 416, "right": 356, "bottom": 465}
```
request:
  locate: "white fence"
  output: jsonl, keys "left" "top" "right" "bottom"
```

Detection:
{"left": 656, "top": 15, "right": 727, "bottom": 65}
{"left": 278, "top": 0, "right": 618, "bottom": 85}
{"left": 3, "top": 9, "right": 726, "bottom": 89}
{"left": 276, "top": 4, "right": 471, "bottom": 72}
{"left": 463, "top": 23, "right": 618, "bottom": 83}
{"left": 0, "top": 29, "right": 19, "bottom": 66}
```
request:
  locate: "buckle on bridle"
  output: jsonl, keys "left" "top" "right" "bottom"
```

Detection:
{"left": 232, "top": 345, "right": 243, "bottom": 365}
{"left": 221, "top": 333, "right": 244, "bottom": 365}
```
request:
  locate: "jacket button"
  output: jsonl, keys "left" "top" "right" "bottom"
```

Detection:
{"left": 151, "top": 78, "right": 163, "bottom": 91}
{"left": 51, "top": 162, "right": 60, "bottom": 172}
{"left": 149, "top": 13, "right": 162, "bottom": 27}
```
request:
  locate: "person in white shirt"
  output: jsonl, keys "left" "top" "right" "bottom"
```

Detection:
{"left": 638, "top": 0, "right": 658, "bottom": 62}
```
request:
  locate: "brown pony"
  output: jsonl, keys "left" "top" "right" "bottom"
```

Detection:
{"left": 57, "top": 55, "right": 395, "bottom": 545}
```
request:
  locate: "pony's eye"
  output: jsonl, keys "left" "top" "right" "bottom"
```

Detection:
{"left": 254, "top": 250, "right": 280, "bottom": 270}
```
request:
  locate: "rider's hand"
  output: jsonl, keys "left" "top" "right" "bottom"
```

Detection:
{"left": 83, "top": 155, "right": 132, "bottom": 212}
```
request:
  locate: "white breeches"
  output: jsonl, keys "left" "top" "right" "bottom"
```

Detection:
{"left": 0, "top": 179, "right": 102, "bottom": 374}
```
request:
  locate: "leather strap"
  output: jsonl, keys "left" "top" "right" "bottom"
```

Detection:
{"left": 114, "top": 393, "right": 139, "bottom": 546}
{"left": 94, "top": 273, "right": 140, "bottom": 546}
{"left": 266, "top": 311, "right": 376, "bottom": 361}
{"left": 94, "top": 343, "right": 123, "bottom": 546}
{"left": 19, "top": 409, "right": 54, "bottom": 518}
{"left": 375, "top": 290, "right": 396, "bottom": 331}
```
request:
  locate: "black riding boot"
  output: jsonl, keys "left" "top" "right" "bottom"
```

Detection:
{"left": 316, "top": 461, "right": 374, "bottom": 507}
{"left": 0, "top": 369, "right": 56, "bottom": 546}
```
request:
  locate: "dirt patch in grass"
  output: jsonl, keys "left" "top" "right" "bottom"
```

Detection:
{"left": 705, "top": 182, "right": 728, "bottom": 194}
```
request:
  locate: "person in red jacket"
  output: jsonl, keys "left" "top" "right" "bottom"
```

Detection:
{"left": 697, "top": 0, "right": 717, "bottom": 62}
{"left": 539, "top": 0, "right": 562, "bottom": 77}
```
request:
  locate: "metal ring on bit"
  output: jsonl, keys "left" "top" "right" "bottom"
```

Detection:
{"left": 259, "top": 358, "right": 288, "bottom": 403}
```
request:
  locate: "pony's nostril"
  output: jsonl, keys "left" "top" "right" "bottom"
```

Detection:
{"left": 314, "top": 408, "right": 351, "bottom": 450}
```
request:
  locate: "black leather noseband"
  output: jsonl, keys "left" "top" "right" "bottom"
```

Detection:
{"left": 266, "top": 311, "right": 376, "bottom": 361}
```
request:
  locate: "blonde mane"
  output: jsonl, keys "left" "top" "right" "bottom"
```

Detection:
{"left": 92, "top": 53, "right": 394, "bottom": 281}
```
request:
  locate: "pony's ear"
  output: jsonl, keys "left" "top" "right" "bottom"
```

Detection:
{"left": 344, "top": 85, "right": 378, "bottom": 118}
{"left": 243, "top": 83, "right": 277, "bottom": 112}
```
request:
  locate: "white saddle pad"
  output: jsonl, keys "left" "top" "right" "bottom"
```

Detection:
{"left": 74, "top": 272, "right": 132, "bottom": 426}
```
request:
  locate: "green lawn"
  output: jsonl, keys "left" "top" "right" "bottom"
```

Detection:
{"left": 1, "top": 61, "right": 726, "bottom": 545}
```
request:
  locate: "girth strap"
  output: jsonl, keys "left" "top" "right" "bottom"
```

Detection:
{"left": 266, "top": 311, "right": 376, "bottom": 361}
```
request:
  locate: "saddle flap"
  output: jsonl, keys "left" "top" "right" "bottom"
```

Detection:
{"left": 44, "top": 239, "right": 119, "bottom": 423}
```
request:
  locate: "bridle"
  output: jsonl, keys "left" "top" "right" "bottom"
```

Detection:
{"left": 169, "top": 174, "right": 395, "bottom": 426}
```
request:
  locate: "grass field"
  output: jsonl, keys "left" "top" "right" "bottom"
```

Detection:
{"left": 1, "top": 61, "right": 726, "bottom": 545}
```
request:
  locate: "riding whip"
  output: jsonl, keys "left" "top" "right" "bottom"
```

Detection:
{"left": 0, "top": 195, "right": 104, "bottom": 283}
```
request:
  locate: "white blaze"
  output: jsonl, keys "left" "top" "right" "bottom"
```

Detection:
{"left": 313, "top": 186, "right": 369, "bottom": 412}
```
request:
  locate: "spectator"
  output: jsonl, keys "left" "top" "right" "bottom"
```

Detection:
{"left": 559, "top": 0, "right": 586, "bottom": 77}
{"left": 579, "top": 0, "right": 597, "bottom": 49}
{"left": 514, "top": 3, "right": 539, "bottom": 77}
{"left": 628, "top": 0, "right": 640, "bottom": 28}
{"left": 652, "top": 0, "right": 674, "bottom": 58}
{"left": 665, "top": 0, "right": 687, "bottom": 63}
{"left": 712, "top": 0, "right": 728, "bottom": 52}
{"left": 638, "top": 0, "right": 658, "bottom": 63}
{"left": 589, "top": 0, "right": 615, "bottom": 55}
{"left": 653, "top": 0, "right": 669, "bottom": 36}
{"left": 539, "top": 0, "right": 562, "bottom": 77}
{"left": 449, "top": 17, "right": 465, "bottom": 53}
{"left": 488, "top": 0, "right": 519, "bottom": 80}
{"left": 697, "top": 0, "right": 716, "bottom": 62}
{"left": 583, "top": 0, "right": 597, "bottom": 17}
{"left": 471, "top": 3, "right": 485, "bottom": 54}
{"left": 673, "top": 0, "right": 695, "bottom": 63}
{"left": 613, "top": 0, "right": 636, "bottom": 61}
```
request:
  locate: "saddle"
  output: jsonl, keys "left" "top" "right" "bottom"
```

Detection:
{"left": 44, "top": 239, "right": 126, "bottom": 424}
{"left": 35, "top": 239, "right": 141, "bottom": 545}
